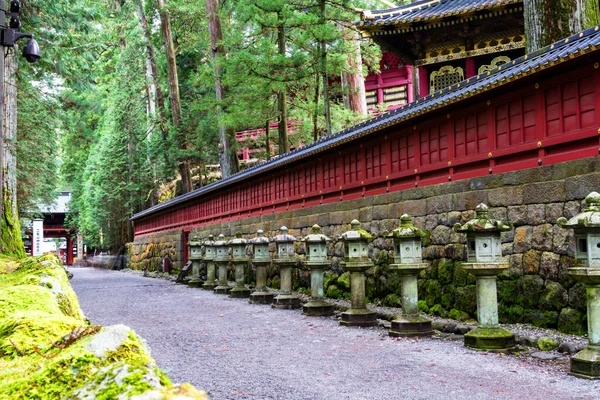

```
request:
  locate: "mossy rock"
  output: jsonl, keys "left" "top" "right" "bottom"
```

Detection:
{"left": 441, "top": 289, "right": 455, "bottom": 310}
{"left": 499, "top": 304, "right": 524, "bottom": 324}
{"left": 518, "top": 275, "right": 544, "bottom": 308}
{"left": 524, "top": 309, "right": 558, "bottom": 329}
{"left": 539, "top": 281, "right": 567, "bottom": 311}
{"left": 453, "top": 264, "right": 470, "bottom": 286}
{"left": 454, "top": 285, "right": 477, "bottom": 315}
{"left": 568, "top": 283, "right": 587, "bottom": 310}
{"left": 383, "top": 294, "right": 400, "bottom": 307}
{"left": 448, "top": 308, "right": 470, "bottom": 322}
{"left": 418, "top": 300, "right": 429, "bottom": 313}
{"left": 497, "top": 280, "right": 521, "bottom": 306}
{"left": 428, "top": 304, "right": 448, "bottom": 318}
{"left": 336, "top": 272, "right": 350, "bottom": 291}
{"left": 557, "top": 307, "right": 586, "bottom": 335}
{"left": 423, "top": 279, "right": 443, "bottom": 307}
{"left": 537, "top": 337, "right": 559, "bottom": 351}
{"left": 327, "top": 284, "right": 341, "bottom": 299}
{"left": 437, "top": 259, "right": 454, "bottom": 285}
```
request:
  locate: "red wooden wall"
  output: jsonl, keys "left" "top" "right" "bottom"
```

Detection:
{"left": 135, "top": 65, "right": 600, "bottom": 236}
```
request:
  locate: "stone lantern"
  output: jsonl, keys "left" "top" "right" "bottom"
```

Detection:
{"left": 228, "top": 232, "right": 251, "bottom": 298}
{"left": 187, "top": 235, "right": 203, "bottom": 288}
{"left": 386, "top": 214, "right": 432, "bottom": 337}
{"left": 301, "top": 225, "right": 334, "bottom": 316}
{"left": 338, "top": 220, "right": 377, "bottom": 327}
{"left": 249, "top": 229, "right": 274, "bottom": 304}
{"left": 213, "top": 234, "right": 231, "bottom": 294}
{"left": 272, "top": 226, "right": 300, "bottom": 309}
{"left": 202, "top": 234, "right": 218, "bottom": 290}
{"left": 557, "top": 191, "right": 600, "bottom": 379}
{"left": 453, "top": 203, "right": 514, "bottom": 350}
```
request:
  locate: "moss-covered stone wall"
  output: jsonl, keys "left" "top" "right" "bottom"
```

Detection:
{"left": 133, "top": 157, "right": 600, "bottom": 334}
{"left": 130, "top": 231, "right": 184, "bottom": 272}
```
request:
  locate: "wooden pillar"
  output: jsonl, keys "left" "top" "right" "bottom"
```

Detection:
{"left": 465, "top": 58, "right": 476, "bottom": 79}
{"left": 418, "top": 66, "right": 429, "bottom": 98}
{"left": 66, "top": 236, "right": 74, "bottom": 265}
{"left": 406, "top": 65, "right": 414, "bottom": 104}
{"left": 376, "top": 73, "right": 384, "bottom": 104}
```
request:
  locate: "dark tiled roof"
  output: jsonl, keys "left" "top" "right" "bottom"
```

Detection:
{"left": 358, "top": 0, "right": 521, "bottom": 28}
{"left": 131, "top": 25, "right": 600, "bottom": 221}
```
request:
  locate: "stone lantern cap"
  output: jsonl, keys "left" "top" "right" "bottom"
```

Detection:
{"left": 453, "top": 204, "right": 512, "bottom": 233}
{"left": 302, "top": 224, "right": 331, "bottom": 244}
{"left": 203, "top": 234, "right": 216, "bottom": 247}
{"left": 214, "top": 234, "right": 228, "bottom": 247}
{"left": 228, "top": 231, "right": 247, "bottom": 246}
{"left": 272, "top": 226, "right": 297, "bottom": 243}
{"left": 557, "top": 192, "right": 600, "bottom": 229}
{"left": 339, "top": 220, "right": 372, "bottom": 242}
{"left": 387, "top": 214, "right": 427, "bottom": 239}
{"left": 249, "top": 229, "right": 270, "bottom": 244}
{"left": 187, "top": 235, "right": 202, "bottom": 247}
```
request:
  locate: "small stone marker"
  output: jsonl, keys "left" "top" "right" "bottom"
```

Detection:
{"left": 301, "top": 225, "right": 334, "bottom": 317}
{"left": 557, "top": 191, "right": 600, "bottom": 379}
{"left": 387, "top": 214, "right": 432, "bottom": 337}
{"left": 175, "top": 261, "right": 192, "bottom": 283}
{"left": 272, "top": 226, "right": 301, "bottom": 310}
{"left": 213, "top": 234, "right": 232, "bottom": 294}
{"left": 202, "top": 235, "right": 218, "bottom": 290}
{"left": 338, "top": 220, "right": 377, "bottom": 327}
{"left": 249, "top": 230, "right": 274, "bottom": 304}
{"left": 453, "top": 203, "right": 515, "bottom": 350}
{"left": 187, "top": 236, "right": 203, "bottom": 288}
{"left": 228, "top": 232, "right": 251, "bottom": 298}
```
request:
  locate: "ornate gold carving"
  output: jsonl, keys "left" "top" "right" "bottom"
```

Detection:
{"left": 537, "top": 141, "right": 542, "bottom": 148}
{"left": 478, "top": 56, "right": 511, "bottom": 74}
{"left": 430, "top": 65, "right": 464, "bottom": 92}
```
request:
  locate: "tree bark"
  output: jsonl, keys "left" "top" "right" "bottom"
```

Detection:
{"left": 157, "top": 0, "right": 192, "bottom": 193}
{"left": 341, "top": 26, "right": 367, "bottom": 115}
{"left": 1, "top": 48, "right": 24, "bottom": 257}
{"left": 265, "top": 120, "right": 271, "bottom": 160}
{"left": 277, "top": 24, "right": 289, "bottom": 154}
{"left": 319, "top": 0, "right": 331, "bottom": 136}
{"left": 205, "top": 0, "right": 239, "bottom": 179}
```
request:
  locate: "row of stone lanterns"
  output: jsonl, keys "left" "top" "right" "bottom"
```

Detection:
{"left": 184, "top": 196, "right": 600, "bottom": 380}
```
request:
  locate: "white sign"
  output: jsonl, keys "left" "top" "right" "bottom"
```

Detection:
{"left": 32, "top": 219, "right": 44, "bottom": 256}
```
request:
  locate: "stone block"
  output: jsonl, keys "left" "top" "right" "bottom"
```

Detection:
{"left": 426, "top": 194, "right": 454, "bottom": 214}
{"left": 358, "top": 207, "right": 373, "bottom": 223}
{"left": 507, "top": 206, "right": 528, "bottom": 226}
{"left": 431, "top": 225, "right": 452, "bottom": 245}
{"left": 523, "top": 181, "right": 565, "bottom": 204}
{"left": 518, "top": 275, "right": 544, "bottom": 308}
{"left": 532, "top": 224, "right": 553, "bottom": 251}
{"left": 425, "top": 214, "right": 439, "bottom": 231}
{"left": 460, "top": 210, "right": 476, "bottom": 223}
{"left": 372, "top": 204, "right": 390, "bottom": 220}
{"left": 526, "top": 204, "right": 546, "bottom": 225}
{"left": 468, "top": 174, "right": 504, "bottom": 191}
{"left": 489, "top": 207, "right": 508, "bottom": 222}
{"left": 423, "top": 245, "right": 445, "bottom": 259}
{"left": 544, "top": 203, "right": 564, "bottom": 223}
{"left": 453, "top": 191, "right": 488, "bottom": 211}
{"left": 444, "top": 244, "right": 466, "bottom": 260}
{"left": 539, "top": 252, "right": 561, "bottom": 281}
{"left": 488, "top": 186, "right": 523, "bottom": 207}
{"left": 553, "top": 225, "right": 574, "bottom": 256}
{"left": 539, "top": 281, "right": 567, "bottom": 311}
{"left": 568, "top": 282, "right": 586, "bottom": 310}
{"left": 513, "top": 226, "right": 532, "bottom": 253}
{"left": 501, "top": 243, "right": 514, "bottom": 256}
{"left": 522, "top": 249, "right": 542, "bottom": 275}
{"left": 557, "top": 308, "right": 586, "bottom": 335}
{"left": 401, "top": 199, "right": 426, "bottom": 216}
{"left": 447, "top": 211, "right": 462, "bottom": 226}
{"left": 565, "top": 173, "right": 600, "bottom": 201}
{"left": 509, "top": 254, "right": 523, "bottom": 273}
{"left": 564, "top": 200, "right": 583, "bottom": 219}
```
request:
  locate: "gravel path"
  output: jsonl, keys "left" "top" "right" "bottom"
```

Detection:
{"left": 71, "top": 267, "right": 600, "bottom": 400}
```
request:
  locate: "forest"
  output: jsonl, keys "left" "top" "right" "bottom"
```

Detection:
{"left": 9, "top": 0, "right": 389, "bottom": 253}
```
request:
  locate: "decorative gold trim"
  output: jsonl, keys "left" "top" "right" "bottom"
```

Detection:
{"left": 595, "top": 62, "right": 599, "bottom": 69}
{"left": 487, "top": 100, "right": 491, "bottom": 105}
{"left": 535, "top": 83, "right": 539, "bottom": 89}
{"left": 448, "top": 161, "right": 452, "bottom": 167}
{"left": 414, "top": 169, "right": 418, "bottom": 174}
{"left": 537, "top": 141, "right": 542, "bottom": 148}
{"left": 488, "top": 152, "right": 493, "bottom": 158}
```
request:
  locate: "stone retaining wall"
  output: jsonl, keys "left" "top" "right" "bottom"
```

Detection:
{"left": 130, "top": 231, "right": 184, "bottom": 271}
{"left": 132, "top": 157, "right": 600, "bottom": 334}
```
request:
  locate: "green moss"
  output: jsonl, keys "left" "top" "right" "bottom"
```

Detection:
{"left": 336, "top": 272, "right": 350, "bottom": 291}
{"left": 454, "top": 285, "right": 477, "bottom": 315}
{"left": 383, "top": 294, "right": 400, "bottom": 307}
{"left": 437, "top": 259, "right": 454, "bottom": 285}
{"left": 498, "top": 280, "right": 521, "bottom": 306}
{"left": 524, "top": 309, "right": 559, "bottom": 329}
{"left": 537, "top": 337, "right": 559, "bottom": 351}
{"left": 518, "top": 275, "right": 544, "bottom": 308}
{"left": 448, "top": 308, "right": 470, "bottom": 322}
{"left": 0, "top": 196, "right": 25, "bottom": 258}
{"left": 423, "top": 279, "right": 442, "bottom": 307}
{"left": 539, "top": 281, "right": 567, "bottom": 311}
{"left": 418, "top": 300, "right": 429, "bottom": 313}
{"left": 326, "top": 284, "right": 341, "bottom": 299}
{"left": 499, "top": 304, "right": 524, "bottom": 324}
{"left": 558, "top": 308, "right": 586, "bottom": 335}
{"left": 429, "top": 304, "right": 447, "bottom": 317}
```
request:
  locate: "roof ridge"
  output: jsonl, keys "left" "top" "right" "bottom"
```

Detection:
{"left": 131, "top": 25, "right": 600, "bottom": 221}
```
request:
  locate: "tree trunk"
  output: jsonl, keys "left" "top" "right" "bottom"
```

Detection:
{"left": 265, "top": 120, "right": 271, "bottom": 160}
{"left": 157, "top": 0, "right": 192, "bottom": 193}
{"left": 313, "top": 69, "right": 320, "bottom": 141}
{"left": 137, "top": 2, "right": 168, "bottom": 143}
{"left": 205, "top": 0, "right": 239, "bottom": 179}
{"left": 341, "top": 26, "right": 367, "bottom": 115}
{"left": 524, "top": 0, "right": 599, "bottom": 52}
{"left": 277, "top": 24, "right": 289, "bottom": 154}
{"left": 319, "top": 0, "right": 331, "bottom": 136}
{"left": 1, "top": 48, "right": 24, "bottom": 257}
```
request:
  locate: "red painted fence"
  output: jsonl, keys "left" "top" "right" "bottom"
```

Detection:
{"left": 134, "top": 64, "right": 600, "bottom": 236}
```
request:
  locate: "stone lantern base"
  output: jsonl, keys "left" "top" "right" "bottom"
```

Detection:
{"left": 187, "top": 279, "right": 203, "bottom": 288}
{"left": 249, "top": 291, "right": 274, "bottom": 304}
{"left": 570, "top": 348, "right": 600, "bottom": 379}
{"left": 303, "top": 299, "right": 334, "bottom": 316}
{"left": 202, "top": 280, "right": 218, "bottom": 291}
{"left": 214, "top": 285, "right": 231, "bottom": 294}
{"left": 389, "top": 315, "right": 432, "bottom": 337}
{"left": 272, "top": 294, "right": 301, "bottom": 310}
{"left": 340, "top": 308, "right": 377, "bottom": 327}
{"left": 464, "top": 327, "right": 515, "bottom": 350}
{"left": 229, "top": 286, "right": 251, "bottom": 298}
